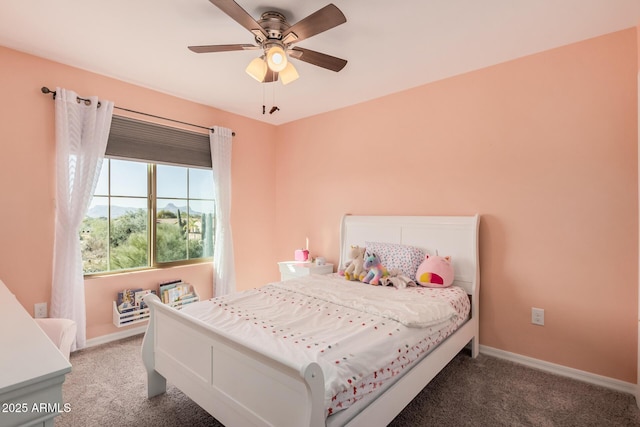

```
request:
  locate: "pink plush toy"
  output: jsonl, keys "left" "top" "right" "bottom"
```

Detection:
{"left": 415, "top": 254, "right": 454, "bottom": 288}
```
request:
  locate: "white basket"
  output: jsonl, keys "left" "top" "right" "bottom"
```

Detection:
{"left": 112, "top": 294, "right": 199, "bottom": 327}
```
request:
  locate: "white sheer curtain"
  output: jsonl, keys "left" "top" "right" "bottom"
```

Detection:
{"left": 210, "top": 126, "right": 236, "bottom": 296}
{"left": 51, "top": 88, "right": 113, "bottom": 350}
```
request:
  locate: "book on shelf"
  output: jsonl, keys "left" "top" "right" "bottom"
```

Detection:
{"left": 136, "top": 289, "right": 157, "bottom": 310}
{"left": 159, "top": 281, "right": 178, "bottom": 304}
{"left": 160, "top": 282, "right": 194, "bottom": 304}
{"left": 116, "top": 288, "right": 142, "bottom": 314}
{"left": 116, "top": 288, "right": 159, "bottom": 314}
{"left": 158, "top": 279, "right": 180, "bottom": 302}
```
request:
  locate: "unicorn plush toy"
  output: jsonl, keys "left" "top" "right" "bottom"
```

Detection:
{"left": 360, "top": 252, "right": 387, "bottom": 285}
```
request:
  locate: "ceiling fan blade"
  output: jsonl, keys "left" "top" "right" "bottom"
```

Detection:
{"left": 282, "top": 4, "right": 346, "bottom": 44}
{"left": 209, "top": 0, "right": 268, "bottom": 40}
{"left": 188, "top": 44, "right": 258, "bottom": 53}
{"left": 289, "top": 47, "right": 347, "bottom": 72}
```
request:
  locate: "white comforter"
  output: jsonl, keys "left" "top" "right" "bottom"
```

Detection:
{"left": 180, "top": 274, "right": 469, "bottom": 414}
{"left": 272, "top": 276, "right": 457, "bottom": 328}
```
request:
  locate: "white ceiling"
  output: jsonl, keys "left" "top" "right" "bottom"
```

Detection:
{"left": 1, "top": 1, "right": 639, "bottom": 125}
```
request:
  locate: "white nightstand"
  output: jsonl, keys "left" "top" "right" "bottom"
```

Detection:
{"left": 278, "top": 261, "right": 334, "bottom": 281}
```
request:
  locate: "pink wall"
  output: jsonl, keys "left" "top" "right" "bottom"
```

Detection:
{"left": 275, "top": 29, "right": 639, "bottom": 383}
{"left": 0, "top": 28, "right": 638, "bottom": 384}
{"left": 0, "top": 46, "right": 279, "bottom": 340}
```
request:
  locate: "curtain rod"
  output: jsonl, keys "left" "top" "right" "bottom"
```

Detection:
{"left": 40, "top": 87, "right": 235, "bottom": 136}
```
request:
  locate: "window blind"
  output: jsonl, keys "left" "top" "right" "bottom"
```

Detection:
{"left": 106, "top": 115, "right": 211, "bottom": 168}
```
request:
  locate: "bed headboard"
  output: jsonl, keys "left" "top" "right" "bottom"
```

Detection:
{"left": 340, "top": 215, "right": 480, "bottom": 296}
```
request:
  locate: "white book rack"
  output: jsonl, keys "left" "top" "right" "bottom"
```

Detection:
{"left": 112, "top": 293, "right": 199, "bottom": 327}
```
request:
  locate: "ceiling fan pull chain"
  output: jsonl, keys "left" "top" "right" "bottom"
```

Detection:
{"left": 270, "top": 82, "right": 279, "bottom": 114}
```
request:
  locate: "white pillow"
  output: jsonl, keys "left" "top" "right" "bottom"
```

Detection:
{"left": 364, "top": 241, "right": 425, "bottom": 278}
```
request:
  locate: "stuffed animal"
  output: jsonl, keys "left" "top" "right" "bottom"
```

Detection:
{"left": 360, "top": 252, "right": 387, "bottom": 285}
{"left": 343, "top": 245, "right": 366, "bottom": 281}
{"left": 415, "top": 254, "right": 454, "bottom": 288}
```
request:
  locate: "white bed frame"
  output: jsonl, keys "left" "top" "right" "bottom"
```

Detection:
{"left": 142, "top": 214, "right": 480, "bottom": 427}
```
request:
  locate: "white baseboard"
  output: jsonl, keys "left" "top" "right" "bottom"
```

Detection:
{"left": 480, "top": 345, "right": 636, "bottom": 396}
{"left": 83, "top": 326, "right": 147, "bottom": 349}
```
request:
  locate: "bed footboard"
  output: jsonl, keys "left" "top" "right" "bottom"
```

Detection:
{"left": 141, "top": 294, "right": 325, "bottom": 427}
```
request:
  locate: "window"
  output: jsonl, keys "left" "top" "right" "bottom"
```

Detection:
{"left": 155, "top": 164, "right": 215, "bottom": 264}
{"left": 81, "top": 159, "right": 215, "bottom": 275}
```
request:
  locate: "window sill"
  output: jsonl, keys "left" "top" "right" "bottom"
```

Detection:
{"left": 84, "top": 259, "right": 213, "bottom": 279}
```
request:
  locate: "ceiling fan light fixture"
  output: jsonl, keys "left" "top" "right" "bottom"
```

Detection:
{"left": 266, "top": 45, "right": 287, "bottom": 72}
{"left": 245, "top": 56, "right": 267, "bottom": 82}
{"left": 279, "top": 62, "right": 299, "bottom": 85}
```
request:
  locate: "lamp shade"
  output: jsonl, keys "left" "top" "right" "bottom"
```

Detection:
{"left": 266, "top": 45, "right": 287, "bottom": 72}
{"left": 245, "top": 57, "right": 267, "bottom": 82}
{"left": 279, "top": 62, "right": 299, "bottom": 85}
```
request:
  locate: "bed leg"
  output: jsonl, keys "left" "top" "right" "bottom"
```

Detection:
{"left": 142, "top": 328, "right": 167, "bottom": 397}
{"left": 147, "top": 370, "right": 167, "bottom": 398}
{"left": 470, "top": 336, "right": 480, "bottom": 358}
{"left": 141, "top": 294, "right": 167, "bottom": 397}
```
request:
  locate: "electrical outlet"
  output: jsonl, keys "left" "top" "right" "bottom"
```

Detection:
{"left": 34, "top": 302, "right": 47, "bottom": 318}
{"left": 531, "top": 307, "right": 544, "bottom": 326}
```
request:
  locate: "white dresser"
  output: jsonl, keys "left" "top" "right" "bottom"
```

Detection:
{"left": 0, "top": 280, "right": 71, "bottom": 427}
{"left": 278, "top": 261, "right": 334, "bottom": 281}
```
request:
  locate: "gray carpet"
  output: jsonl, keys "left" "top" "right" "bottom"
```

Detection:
{"left": 56, "top": 335, "right": 640, "bottom": 427}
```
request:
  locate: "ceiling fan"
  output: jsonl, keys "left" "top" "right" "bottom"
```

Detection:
{"left": 188, "top": 0, "right": 348, "bottom": 85}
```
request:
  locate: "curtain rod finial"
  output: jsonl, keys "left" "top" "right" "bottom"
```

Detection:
{"left": 41, "top": 87, "right": 57, "bottom": 99}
